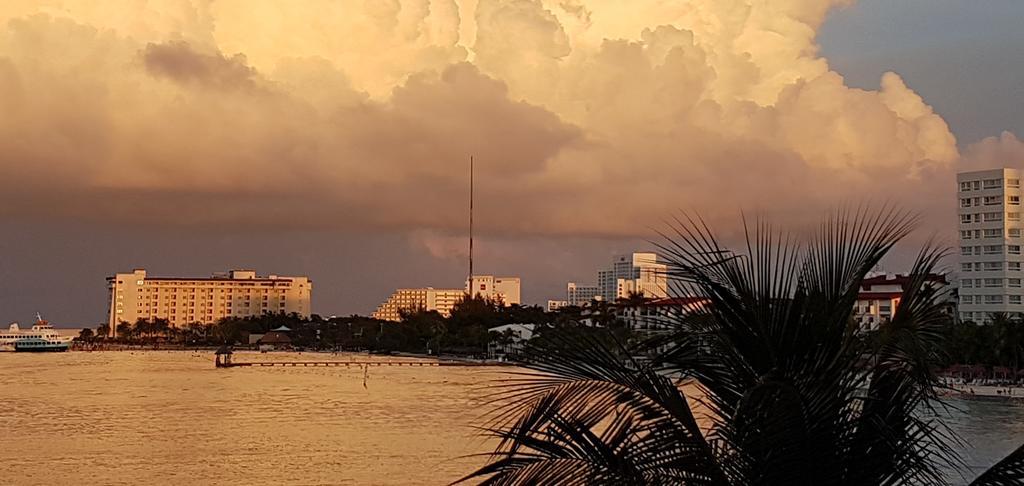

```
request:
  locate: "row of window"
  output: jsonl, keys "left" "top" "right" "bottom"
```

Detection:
{"left": 961, "top": 295, "right": 1022, "bottom": 305}
{"left": 960, "top": 262, "right": 1022, "bottom": 272}
{"left": 960, "top": 195, "right": 1021, "bottom": 207}
{"left": 960, "top": 212, "right": 1021, "bottom": 224}
{"left": 961, "top": 278, "right": 1023, "bottom": 288}
{"left": 960, "top": 178, "right": 1020, "bottom": 191}
{"left": 961, "top": 245, "right": 1022, "bottom": 256}
{"left": 960, "top": 228, "right": 1023, "bottom": 239}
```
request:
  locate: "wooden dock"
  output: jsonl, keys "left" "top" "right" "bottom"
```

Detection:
{"left": 216, "top": 360, "right": 507, "bottom": 368}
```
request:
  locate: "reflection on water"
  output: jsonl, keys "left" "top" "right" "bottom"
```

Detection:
{"left": 1, "top": 351, "right": 503, "bottom": 486}
{"left": 1, "top": 351, "right": 1021, "bottom": 485}
{"left": 943, "top": 397, "right": 1024, "bottom": 484}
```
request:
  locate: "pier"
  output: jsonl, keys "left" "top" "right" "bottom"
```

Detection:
{"left": 216, "top": 360, "right": 502, "bottom": 368}
{"left": 213, "top": 346, "right": 512, "bottom": 368}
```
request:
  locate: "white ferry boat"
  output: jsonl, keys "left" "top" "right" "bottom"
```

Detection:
{"left": 0, "top": 314, "right": 72, "bottom": 352}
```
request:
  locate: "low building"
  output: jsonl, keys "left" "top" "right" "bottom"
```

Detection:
{"left": 106, "top": 269, "right": 312, "bottom": 336}
{"left": 853, "top": 273, "right": 949, "bottom": 331}
{"left": 487, "top": 323, "right": 536, "bottom": 360}
{"left": 547, "top": 300, "right": 569, "bottom": 312}
{"left": 257, "top": 327, "right": 292, "bottom": 351}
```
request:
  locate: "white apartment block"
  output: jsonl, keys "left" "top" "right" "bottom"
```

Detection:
{"left": 107, "top": 269, "right": 312, "bottom": 335}
{"left": 547, "top": 300, "right": 569, "bottom": 312}
{"left": 566, "top": 282, "right": 601, "bottom": 306}
{"left": 466, "top": 275, "right": 521, "bottom": 305}
{"left": 957, "top": 168, "right": 1024, "bottom": 323}
{"left": 371, "top": 288, "right": 465, "bottom": 322}
{"left": 597, "top": 252, "right": 669, "bottom": 301}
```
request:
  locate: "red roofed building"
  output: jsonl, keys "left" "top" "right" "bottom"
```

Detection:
{"left": 854, "top": 273, "right": 949, "bottom": 331}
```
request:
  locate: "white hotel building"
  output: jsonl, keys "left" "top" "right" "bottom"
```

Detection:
{"left": 107, "top": 269, "right": 312, "bottom": 335}
{"left": 372, "top": 275, "right": 521, "bottom": 322}
{"left": 957, "top": 168, "right": 1024, "bottom": 323}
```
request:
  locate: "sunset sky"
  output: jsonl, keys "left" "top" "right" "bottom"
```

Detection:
{"left": 1, "top": 0, "right": 1022, "bottom": 325}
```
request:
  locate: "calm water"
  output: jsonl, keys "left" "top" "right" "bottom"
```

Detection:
{"left": 1, "top": 351, "right": 1022, "bottom": 485}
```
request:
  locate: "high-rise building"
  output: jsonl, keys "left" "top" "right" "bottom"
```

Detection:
{"left": 957, "top": 168, "right": 1024, "bottom": 323}
{"left": 466, "top": 275, "right": 521, "bottom": 305}
{"left": 371, "top": 288, "right": 465, "bottom": 321}
{"left": 598, "top": 252, "right": 669, "bottom": 301}
{"left": 566, "top": 282, "right": 601, "bottom": 306}
{"left": 106, "top": 269, "right": 312, "bottom": 335}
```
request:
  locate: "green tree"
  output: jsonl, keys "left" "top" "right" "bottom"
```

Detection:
{"left": 115, "top": 321, "right": 132, "bottom": 340}
{"left": 95, "top": 323, "right": 110, "bottom": 338}
{"left": 992, "top": 313, "right": 1024, "bottom": 376}
{"left": 462, "top": 209, "right": 1024, "bottom": 485}
{"left": 77, "top": 328, "right": 94, "bottom": 341}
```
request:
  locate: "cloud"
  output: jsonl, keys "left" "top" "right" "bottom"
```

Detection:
{"left": 0, "top": 0, "right": 1002, "bottom": 241}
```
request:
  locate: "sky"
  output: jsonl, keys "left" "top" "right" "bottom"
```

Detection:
{"left": 0, "top": 0, "right": 1022, "bottom": 326}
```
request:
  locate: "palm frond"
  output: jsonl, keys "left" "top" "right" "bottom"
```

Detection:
{"left": 969, "top": 442, "right": 1024, "bottom": 486}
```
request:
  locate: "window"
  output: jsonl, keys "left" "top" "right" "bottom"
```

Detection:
{"left": 985, "top": 212, "right": 1003, "bottom": 222}
{"left": 985, "top": 245, "right": 1004, "bottom": 255}
{"left": 984, "top": 178, "right": 1002, "bottom": 189}
{"left": 962, "top": 279, "right": 974, "bottom": 288}
{"left": 973, "top": 181, "right": 982, "bottom": 190}
{"left": 961, "top": 181, "right": 972, "bottom": 191}
{"left": 1012, "top": 262, "right": 1022, "bottom": 271}
{"left": 962, "top": 295, "right": 974, "bottom": 304}
{"left": 962, "top": 263, "right": 973, "bottom": 272}
{"left": 1013, "top": 296, "right": 1023, "bottom": 305}
{"left": 1010, "top": 196, "right": 1021, "bottom": 205}
{"left": 985, "top": 228, "right": 1002, "bottom": 238}
{"left": 961, "top": 246, "right": 973, "bottom": 256}
{"left": 961, "top": 214, "right": 973, "bottom": 224}
{"left": 985, "top": 278, "right": 1003, "bottom": 288}
{"left": 986, "top": 295, "right": 1005, "bottom": 304}
{"left": 1011, "top": 229, "right": 1022, "bottom": 238}
{"left": 1010, "top": 213, "right": 1021, "bottom": 221}
{"left": 961, "top": 198, "right": 973, "bottom": 207}
{"left": 1010, "top": 178, "right": 1021, "bottom": 188}
{"left": 961, "top": 230, "right": 973, "bottom": 240}
{"left": 985, "top": 262, "right": 1004, "bottom": 271}
{"left": 1011, "top": 245, "right": 1022, "bottom": 255}
{"left": 985, "top": 196, "right": 1002, "bottom": 205}
{"left": 1010, "top": 279, "right": 1022, "bottom": 288}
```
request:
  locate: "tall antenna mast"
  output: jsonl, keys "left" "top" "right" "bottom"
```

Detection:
{"left": 469, "top": 155, "right": 474, "bottom": 284}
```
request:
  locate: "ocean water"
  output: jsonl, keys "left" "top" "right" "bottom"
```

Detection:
{"left": 1, "top": 351, "right": 1021, "bottom": 485}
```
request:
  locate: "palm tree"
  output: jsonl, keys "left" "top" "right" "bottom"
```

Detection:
{"left": 461, "top": 208, "right": 1024, "bottom": 485}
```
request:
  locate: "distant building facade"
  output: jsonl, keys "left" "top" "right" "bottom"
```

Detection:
{"left": 371, "top": 288, "right": 465, "bottom": 322}
{"left": 566, "top": 282, "right": 601, "bottom": 306}
{"left": 547, "top": 300, "right": 569, "bottom": 312}
{"left": 560, "top": 252, "right": 668, "bottom": 306}
{"left": 853, "top": 273, "right": 949, "bottom": 331}
{"left": 957, "top": 168, "right": 1024, "bottom": 323}
{"left": 106, "top": 269, "right": 312, "bottom": 336}
{"left": 466, "top": 275, "right": 521, "bottom": 305}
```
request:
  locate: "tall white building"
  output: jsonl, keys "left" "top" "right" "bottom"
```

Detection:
{"left": 598, "top": 252, "right": 669, "bottom": 301}
{"left": 466, "top": 275, "right": 521, "bottom": 305}
{"left": 371, "top": 288, "right": 465, "bottom": 321}
{"left": 957, "top": 168, "right": 1024, "bottom": 323}
{"left": 566, "top": 282, "right": 601, "bottom": 306}
{"left": 106, "top": 269, "right": 312, "bottom": 335}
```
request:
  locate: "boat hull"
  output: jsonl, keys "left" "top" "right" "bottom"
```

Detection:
{"left": 14, "top": 343, "right": 69, "bottom": 352}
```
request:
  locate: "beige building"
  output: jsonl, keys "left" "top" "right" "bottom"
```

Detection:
{"left": 106, "top": 269, "right": 312, "bottom": 335}
{"left": 466, "top": 275, "right": 521, "bottom": 305}
{"left": 371, "top": 288, "right": 465, "bottom": 321}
